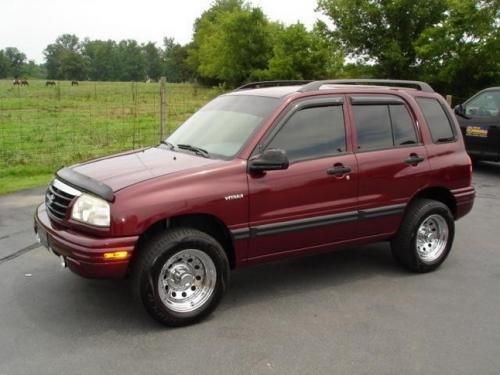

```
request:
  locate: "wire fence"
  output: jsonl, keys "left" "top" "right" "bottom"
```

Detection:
{"left": 0, "top": 79, "right": 469, "bottom": 179}
{"left": 0, "top": 80, "right": 221, "bottom": 175}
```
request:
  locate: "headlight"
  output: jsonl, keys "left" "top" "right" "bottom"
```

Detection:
{"left": 71, "top": 193, "right": 110, "bottom": 227}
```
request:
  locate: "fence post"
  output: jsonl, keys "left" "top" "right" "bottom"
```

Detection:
{"left": 446, "top": 95, "right": 453, "bottom": 106}
{"left": 160, "top": 77, "right": 167, "bottom": 141}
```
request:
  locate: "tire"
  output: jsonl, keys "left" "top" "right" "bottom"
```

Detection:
{"left": 132, "top": 228, "right": 229, "bottom": 327}
{"left": 391, "top": 199, "right": 455, "bottom": 273}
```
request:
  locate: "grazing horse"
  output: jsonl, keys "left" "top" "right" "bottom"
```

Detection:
{"left": 12, "top": 79, "right": 21, "bottom": 86}
{"left": 46, "top": 80, "right": 56, "bottom": 86}
{"left": 21, "top": 80, "right": 29, "bottom": 86}
{"left": 71, "top": 80, "right": 78, "bottom": 86}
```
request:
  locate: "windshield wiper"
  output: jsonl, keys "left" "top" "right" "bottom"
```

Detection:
{"left": 177, "top": 144, "right": 210, "bottom": 158}
{"left": 159, "top": 140, "right": 175, "bottom": 150}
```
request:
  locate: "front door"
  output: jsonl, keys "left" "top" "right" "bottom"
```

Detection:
{"left": 247, "top": 99, "right": 358, "bottom": 260}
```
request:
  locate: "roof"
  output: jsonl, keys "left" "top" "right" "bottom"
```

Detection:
{"left": 480, "top": 87, "right": 500, "bottom": 92}
{"left": 229, "top": 85, "right": 301, "bottom": 98}
{"left": 299, "top": 79, "right": 433, "bottom": 93}
{"left": 229, "top": 79, "right": 436, "bottom": 99}
{"left": 228, "top": 84, "right": 426, "bottom": 100}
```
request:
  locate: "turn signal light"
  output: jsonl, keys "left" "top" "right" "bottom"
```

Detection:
{"left": 103, "top": 251, "right": 128, "bottom": 260}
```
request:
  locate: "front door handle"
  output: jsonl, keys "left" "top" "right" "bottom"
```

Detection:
{"left": 327, "top": 164, "right": 352, "bottom": 176}
{"left": 405, "top": 153, "right": 425, "bottom": 165}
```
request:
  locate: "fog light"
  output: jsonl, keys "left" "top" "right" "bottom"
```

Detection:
{"left": 103, "top": 251, "right": 128, "bottom": 260}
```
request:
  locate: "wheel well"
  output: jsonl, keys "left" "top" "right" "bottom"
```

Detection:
{"left": 133, "top": 214, "right": 236, "bottom": 269}
{"left": 410, "top": 187, "right": 457, "bottom": 217}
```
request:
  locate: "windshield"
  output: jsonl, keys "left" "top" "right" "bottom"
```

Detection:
{"left": 166, "top": 95, "right": 279, "bottom": 159}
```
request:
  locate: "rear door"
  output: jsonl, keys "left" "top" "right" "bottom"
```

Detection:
{"left": 350, "top": 95, "right": 431, "bottom": 237}
{"left": 458, "top": 89, "right": 500, "bottom": 160}
{"left": 247, "top": 97, "right": 359, "bottom": 259}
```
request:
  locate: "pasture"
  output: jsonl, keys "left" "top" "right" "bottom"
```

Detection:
{"left": 0, "top": 80, "right": 220, "bottom": 195}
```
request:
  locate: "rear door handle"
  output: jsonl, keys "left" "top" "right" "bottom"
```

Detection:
{"left": 327, "top": 165, "right": 352, "bottom": 176}
{"left": 405, "top": 154, "right": 425, "bottom": 165}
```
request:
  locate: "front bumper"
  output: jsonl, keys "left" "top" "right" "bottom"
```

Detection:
{"left": 34, "top": 204, "right": 139, "bottom": 279}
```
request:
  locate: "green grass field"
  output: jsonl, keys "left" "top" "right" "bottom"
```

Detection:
{"left": 0, "top": 80, "right": 220, "bottom": 195}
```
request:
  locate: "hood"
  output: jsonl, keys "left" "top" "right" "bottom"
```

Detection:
{"left": 72, "top": 147, "right": 222, "bottom": 191}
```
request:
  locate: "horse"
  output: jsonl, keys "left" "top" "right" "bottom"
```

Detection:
{"left": 46, "top": 80, "right": 56, "bottom": 86}
{"left": 21, "top": 80, "right": 29, "bottom": 86}
{"left": 71, "top": 80, "right": 78, "bottom": 86}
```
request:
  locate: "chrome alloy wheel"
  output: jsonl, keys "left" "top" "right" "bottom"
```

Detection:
{"left": 416, "top": 214, "right": 449, "bottom": 263}
{"left": 157, "top": 249, "right": 217, "bottom": 313}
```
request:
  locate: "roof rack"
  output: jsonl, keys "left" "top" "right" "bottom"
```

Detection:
{"left": 298, "top": 79, "right": 434, "bottom": 93}
{"left": 236, "top": 80, "right": 313, "bottom": 91}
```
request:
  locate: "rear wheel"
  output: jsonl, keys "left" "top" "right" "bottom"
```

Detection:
{"left": 391, "top": 199, "right": 455, "bottom": 273}
{"left": 132, "top": 228, "right": 229, "bottom": 327}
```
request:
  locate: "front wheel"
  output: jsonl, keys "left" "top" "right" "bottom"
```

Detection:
{"left": 132, "top": 228, "right": 229, "bottom": 327}
{"left": 391, "top": 199, "right": 455, "bottom": 273}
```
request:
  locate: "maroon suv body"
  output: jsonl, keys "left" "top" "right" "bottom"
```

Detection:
{"left": 34, "top": 80, "right": 475, "bottom": 326}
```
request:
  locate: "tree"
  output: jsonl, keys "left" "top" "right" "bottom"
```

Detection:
{"left": 163, "top": 38, "right": 193, "bottom": 82}
{"left": 188, "top": 0, "right": 272, "bottom": 86}
{"left": 258, "top": 21, "right": 343, "bottom": 80}
{"left": 83, "top": 39, "right": 121, "bottom": 81}
{"left": 143, "top": 42, "right": 162, "bottom": 80}
{"left": 44, "top": 34, "right": 88, "bottom": 80}
{"left": 3, "top": 47, "right": 26, "bottom": 78}
{"left": 116, "top": 40, "right": 146, "bottom": 81}
{"left": 0, "top": 48, "right": 44, "bottom": 79}
{"left": 416, "top": 0, "right": 500, "bottom": 97}
{"left": 187, "top": 0, "right": 244, "bottom": 79}
{"left": 46, "top": 36, "right": 161, "bottom": 81}
{"left": 23, "top": 60, "right": 46, "bottom": 79}
{"left": 0, "top": 50, "right": 9, "bottom": 78}
{"left": 317, "top": 0, "right": 448, "bottom": 78}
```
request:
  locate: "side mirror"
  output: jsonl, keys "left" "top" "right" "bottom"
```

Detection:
{"left": 454, "top": 103, "right": 469, "bottom": 119}
{"left": 249, "top": 149, "right": 289, "bottom": 172}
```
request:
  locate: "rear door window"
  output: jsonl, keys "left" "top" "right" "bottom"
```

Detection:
{"left": 352, "top": 99, "right": 418, "bottom": 151}
{"left": 352, "top": 105, "right": 393, "bottom": 151}
{"left": 390, "top": 105, "right": 418, "bottom": 146}
{"left": 416, "top": 97, "right": 455, "bottom": 143}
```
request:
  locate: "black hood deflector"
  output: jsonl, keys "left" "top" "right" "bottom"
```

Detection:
{"left": 56, "top": 167, "right": 114, "bottom": 202}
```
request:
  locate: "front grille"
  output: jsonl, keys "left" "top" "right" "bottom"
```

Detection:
{"left": 45, "top": 179, "right": 81, "bottom": 222}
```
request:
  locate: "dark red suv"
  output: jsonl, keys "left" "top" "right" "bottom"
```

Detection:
{"left": 34, "top": 79, "right": 475, "bottom": 326}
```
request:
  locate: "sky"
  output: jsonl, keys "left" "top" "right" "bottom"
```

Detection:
{"left": 1, "top": 0, "right": 328, "bottom": 63}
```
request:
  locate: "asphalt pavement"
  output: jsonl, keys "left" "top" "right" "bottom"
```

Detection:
{"left": 0, "top": 163, "right": 499, "bottom": 375}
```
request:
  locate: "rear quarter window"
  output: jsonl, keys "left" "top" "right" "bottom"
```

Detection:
{"left": 416, "top": 97, "right": 455, "bottom": 143}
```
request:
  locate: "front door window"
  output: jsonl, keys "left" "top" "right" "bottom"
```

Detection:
{"left": 464, "top": 91, "right": 500, "bottom": 118}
